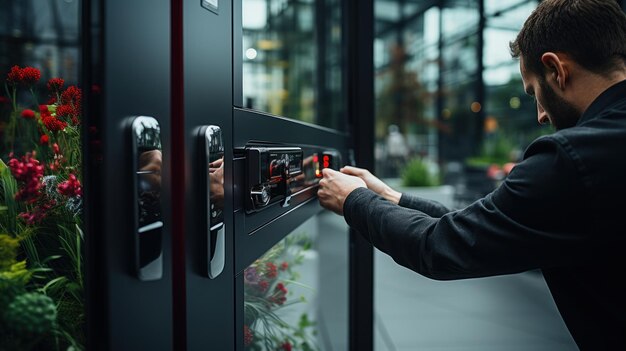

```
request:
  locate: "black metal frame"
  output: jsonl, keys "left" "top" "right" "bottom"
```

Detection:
{"left": 344, "top": 0, "right": 375, "bottom": 350}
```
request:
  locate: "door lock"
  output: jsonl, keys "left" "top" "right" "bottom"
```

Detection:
{"left": 250, "top": 184, "right": 271, "bottom": 207}
{"left": 246, "top": 147, "right": 303, "bottom": 213}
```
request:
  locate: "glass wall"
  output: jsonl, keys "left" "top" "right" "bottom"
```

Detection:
{"left": 242, "top": 0, "right": 345, "bottom": 131}
{"left": 374, "top": 0, "right": 547, "bottom": 206}
{"left": 374, "top": 2, "right": 441, "bottom": 178}
{"left": 0, "top": 1, "right": 84, "bottom": 350}
{"left": 482, "top": 0, "right": 547, "bottom": 179}
{"left": 242, "top": 213, "right": 349, "bottom": 350}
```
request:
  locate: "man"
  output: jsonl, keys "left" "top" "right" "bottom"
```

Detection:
{"left": 318, "top": 0, "right": 626, "bottom": 349}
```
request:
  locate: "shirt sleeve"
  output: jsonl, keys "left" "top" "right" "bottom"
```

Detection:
{"left": 343, "top": 136, "right": 592, "bottom": 280}
{"left": 398, "top": 193, "right": 451, "bottom": 217}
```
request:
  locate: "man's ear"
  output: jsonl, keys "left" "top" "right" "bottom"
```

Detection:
{"left": 541, "top": 52, "right": 568, "bottom": 90}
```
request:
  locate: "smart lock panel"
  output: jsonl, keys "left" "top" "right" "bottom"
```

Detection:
{"left": 246, "top": 147, "right": 303, "bottom": 213}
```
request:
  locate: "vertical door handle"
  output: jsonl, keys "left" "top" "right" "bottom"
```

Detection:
{"left": 131, "top": 116, "right": 164, "bottom": 281}
{"left": 200, "top": 125, "right": 225, "bottom": 279}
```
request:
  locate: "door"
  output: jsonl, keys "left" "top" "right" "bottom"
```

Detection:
{"left": 83, "top": 1, "right": 174, "bottom": 350}
{"left": 177, "top": 0, "right": 374, "bottom": 350}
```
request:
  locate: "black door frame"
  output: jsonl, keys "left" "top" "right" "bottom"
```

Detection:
{"left": 344, "top": 0, "right": 375, "bottom": 349}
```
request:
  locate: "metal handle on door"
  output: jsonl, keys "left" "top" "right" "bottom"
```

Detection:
{"left": 200, "top": 125, "right": 225, "bottom": 279}
{"left": 131, "top": 116, "right": 164, "bottom": 281}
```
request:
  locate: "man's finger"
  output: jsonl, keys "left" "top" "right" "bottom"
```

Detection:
{"left": 341, "top": 165, "right": 364, "bottom": 176}
{"left": 322, "top": 168, "right": 339, "bottom": 178}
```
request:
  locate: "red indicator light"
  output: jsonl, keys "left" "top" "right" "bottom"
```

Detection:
{"left": 323, "top": 155, "right": 330, "bottom": 168}
{"left": 313, "top": 154, "right": 319, "bottom": 163}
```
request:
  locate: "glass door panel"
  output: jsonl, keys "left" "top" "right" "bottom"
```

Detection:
{"left": 0, "top": 1, "right": 84, "bottom": 350}
{"left": 241, "top": 0, "right": 345, "bottom": 130}
{"left": 242, "top": 213, "right": 348, "bottom": 351}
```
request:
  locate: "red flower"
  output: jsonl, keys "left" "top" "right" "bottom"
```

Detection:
{"left": 39, "top": 135, "right": 49, "bottom": 145}
{"left": 56, "top": 104, "right": 80, "bottom": 125}
{"left": 281, "top": 342, "right": 292, "bottom": 351}
{"left": 39, "top": 104, "right": 50, "bottom": 114}
{"left": 8, "top": 153, "right": 44, "bottom": 203}
{"left": 18, "top": 199, "right": 55, "bottom": 225}
{"left": 275, "top": 283, "right": 287, "bottom": 293}
{"left": 49, "top": 159, "right": 62, "bottom": 172}
{"left": 61, "top": 85, "right": 81, "bottom": 107}
{"left": 47, "top": 97, "right": 57, "bottom": 105}
{"left": 56, "top": 104, "right": 75, "bottom": 118}
{"left": 20, "top": 109, "right": 35, "bottom": 119}
{"left": 57, "top": 174, "right": 82, "bottom": 197}
{"left": 47, "top": 78, "right": 64, "bottom": 92}
{"left": 52, "top": 143, "right": 60, "bottom": 154}
{"left": 266, "top": 262, "right": 278, "bottom": 279}
{"left": 21, "top": 67, "right": 41, "bottom": 86}
{"left": 270, "top": 282, "right": 288, "bottom": 305}
{"left": 280, "top": 262, "right": 289, "bottom": 271}
{"left": 42, "top": 114, "right": 68, "bottom": 132}
{"left": 243, "top": 325, "right": 254, "bottom": 346}
{"left": 258, "top": 280, "right": 269, "bottom": 292}
{"left": 6, "top": 66, "right": 22, "bottom": 85}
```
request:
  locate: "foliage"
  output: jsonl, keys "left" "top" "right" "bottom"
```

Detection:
{"left": 0, "top": 66, "right": 84, "bottom": 351}
{"left": 465, "top": 132, "right": 517, "bottom": 167}
{"left": 244, "top": 233, "right": 319, "bottom": 351}
{"left": 401, "top": 158, "right": 438, "bottom": 187}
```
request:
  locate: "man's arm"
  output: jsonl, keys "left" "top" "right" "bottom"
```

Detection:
{"left": 341, "top": 137, "right": 591, "bottom": 280}
{"left": 398, "top": 193, "right": 451, "bottom": 218}
{"left": 340, "top": 165, "right": 452, "bottom": 217}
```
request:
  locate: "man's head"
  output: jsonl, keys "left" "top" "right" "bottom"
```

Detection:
{"left": 510, "top": 0, "right": 626, "bottom": 129}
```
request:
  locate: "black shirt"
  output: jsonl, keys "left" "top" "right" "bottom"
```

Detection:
{"left": 344, "top": 80, "right": 626, "bottom": 350}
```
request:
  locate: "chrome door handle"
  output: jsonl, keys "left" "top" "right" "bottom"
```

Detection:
{"left": 131, "top": 116, "right": 164, "bottom": 281}
{"left": 200, "top": 125, "right": 225, "bottom": 279}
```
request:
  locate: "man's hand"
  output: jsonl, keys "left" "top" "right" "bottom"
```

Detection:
{"left": 318, "top": 168, "right": 366, "bottom": 216}
{"left": 340, "top": 166, "right": 401, "bottom": 204}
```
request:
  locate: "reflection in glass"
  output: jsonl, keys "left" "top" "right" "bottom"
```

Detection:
{"left": 132, "top": 117, "right": 163, "bottom": 281}
{"left": 0, "top": 1, "right": 85, "bottom": 349}
{"left": 242, "top": 0, "right": 345, "bottom": 130}
{"left": 203, "top": 125, "right": 225, "bottom": 278}
{"left": 374, "top": 3, "right": 441, "bottom": 179}
{"left": 243, "top": 215, "right": 348, "bottom": 350}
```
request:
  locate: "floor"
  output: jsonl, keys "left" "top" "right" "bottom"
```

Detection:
{"left": 374, "top": 251, "right": 579, "bottom": 351}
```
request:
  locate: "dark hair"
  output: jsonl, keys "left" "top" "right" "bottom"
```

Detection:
{"left": 510, "top": 0, "right": 626, "bottom": 76}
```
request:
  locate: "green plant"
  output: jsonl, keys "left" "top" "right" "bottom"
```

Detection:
{"left": 465, "top": 132, "right": 517, "bottom": 167}
{"left": 401, "top": 158, "right": 438, "bottom": 187}
{"left": 244, "top": 233, "right": 319, "bottom": 351}
{"left": 0, "top": 66, "right": 84, "bottom": 350}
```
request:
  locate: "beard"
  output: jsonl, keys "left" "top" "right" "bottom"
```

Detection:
{"left": 539, "top": 79, "right": 581, "bottom": 130}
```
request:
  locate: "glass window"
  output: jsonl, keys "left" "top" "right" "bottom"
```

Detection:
{"left": 0, "top": 1, "right": 84, "bottom": 350}
{"left": 242, "top": 0, "right": 345, "bottom": 131}
{"left": 441, "top": 0, "right": 479, "bottom": 40}
{"left": 243, "top": 214, "right": 349, "bottom": 350}
{"left": 374, "top": 3, "right": 441, "bottom": 180}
